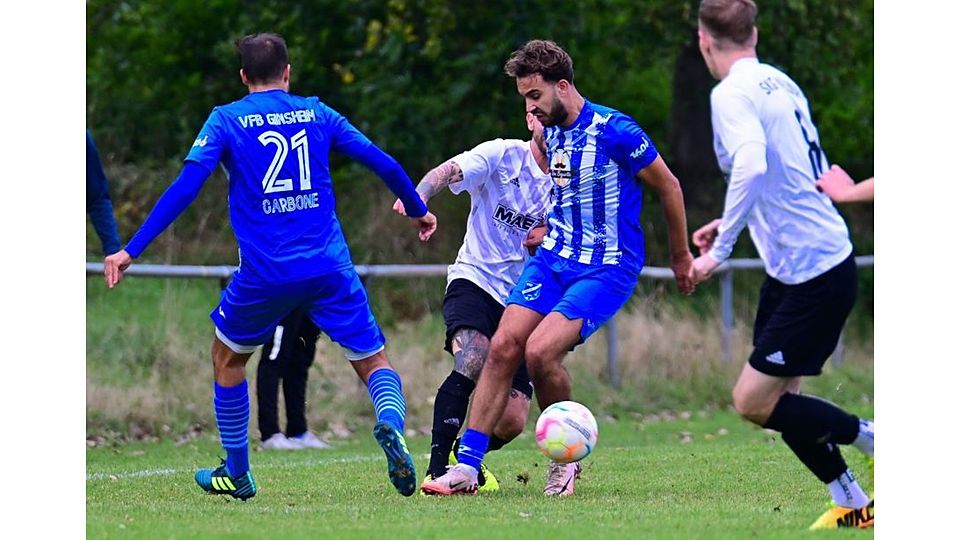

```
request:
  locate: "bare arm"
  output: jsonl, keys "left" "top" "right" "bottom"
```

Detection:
{"left": 816, "top": 165, "right": 874, "bottom": 203}
{"left": 392, "top": 159, "right": 464, "bottom": 216}
{"left": 637, "top": 156, "right": 695, "bottom": 295}
{"left": 416, "top": 160, "right": 464, "bottom": 201}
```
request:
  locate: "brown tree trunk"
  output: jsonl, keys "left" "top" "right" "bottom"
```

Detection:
{"left": 667, "top": 31, "right": 725, "bottom": 226}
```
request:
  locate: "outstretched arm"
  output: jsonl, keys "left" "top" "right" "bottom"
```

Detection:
{"left": 637, "top": 156, "right": 695, "bottom": 295}
{"left": 104, "top": 161, "right": 210, "bottom": 288}
{"left": 690, "top": 142, "right": 767, "bottom": 283}
{"left": 87, "top": 131, "right": 122, "bottom": 255}
{"left": 816, "top": 165, "right": 874, "bottom": 203}
{"left": 392, "top": 159, "right": 464, "bottom": 216}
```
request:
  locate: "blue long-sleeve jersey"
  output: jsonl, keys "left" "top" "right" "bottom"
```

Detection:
{"left": 86, "top": 130, "right": 122, "bottom": 255}
{"left": 125, "top": 89, "right": 427, "bottom": 283}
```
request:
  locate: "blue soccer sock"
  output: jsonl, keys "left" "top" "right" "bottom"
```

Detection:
{"left": 457, "top": 429, "right": 490, "bottom": 472}
{"left": 367, "top": 368, "right": 406, "bottom": 432}
{"left": 214, "top": 381, "right": 250, "bottom": 477}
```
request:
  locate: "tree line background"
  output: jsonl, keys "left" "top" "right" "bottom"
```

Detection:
{"left": 86, "top": 0, "right": 874, "bottom": 318}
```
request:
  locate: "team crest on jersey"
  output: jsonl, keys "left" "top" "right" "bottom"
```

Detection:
{"left": 550, "top": 148, "right": 572, "bottom": 187}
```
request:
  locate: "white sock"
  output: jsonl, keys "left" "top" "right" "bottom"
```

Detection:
{"left": 852, "top": 419, "right": 874, "bottom": 457}
{"left": 828, "top": 469, "right": 870, "bottom": 508}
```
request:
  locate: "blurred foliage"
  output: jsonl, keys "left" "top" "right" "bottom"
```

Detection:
{"left": 87, "top": 0, "right": 873, "bottom": 318}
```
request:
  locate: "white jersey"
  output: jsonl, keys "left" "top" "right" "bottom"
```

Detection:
{"left": 708, "top": 57, "right": 852, "bottom": 284}
{"left": 447, "top": 138, "right": 553, "bottom": 304}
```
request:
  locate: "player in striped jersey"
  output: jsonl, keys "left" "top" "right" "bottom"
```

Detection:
{"left": 423, "top": 40, "right": 696, "bottom": 497}
{"left": 396, "top": 113, "right": 553, "bottom": 495}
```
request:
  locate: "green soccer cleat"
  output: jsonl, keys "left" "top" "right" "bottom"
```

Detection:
{"left": 194, "top": 459, "right": 257, "bottom": 501}
{"left": 448, "top": 448, "right": 500, "bottom": 493}
{"left": 374, "top": 421, "right": 417, "bottom": 496}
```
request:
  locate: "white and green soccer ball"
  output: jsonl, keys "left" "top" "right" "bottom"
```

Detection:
{"left": 535, "top": 400, "right": 598, "bottom": 463}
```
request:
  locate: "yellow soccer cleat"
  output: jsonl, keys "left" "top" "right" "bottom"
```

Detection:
{"left": 809, "top": 500, "right": 874, "bottom": 529}
{"left": 448, "top": 449, "right": 500, "bottom": 493}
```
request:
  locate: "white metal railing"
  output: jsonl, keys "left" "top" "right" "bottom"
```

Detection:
{"left": 86, "top": 255, "right": 874, "bottom": 387}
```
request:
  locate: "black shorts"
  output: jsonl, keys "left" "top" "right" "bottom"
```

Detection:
{"left": 443, "top": 278, "right": 532, "bottom": 399}
{"left": 748, "top": 253, "right": 857, "bottom": 377}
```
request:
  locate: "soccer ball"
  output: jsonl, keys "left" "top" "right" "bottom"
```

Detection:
{"left": 535, "top": 400, "right": 598, "bottom": 463}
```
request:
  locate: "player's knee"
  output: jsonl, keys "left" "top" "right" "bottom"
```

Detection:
{"left": 489, "top": 332, "right": 523, "bottom": 368}
{"left": 732, "top": 386, "right": 772, "bottom": 425}
{"left": 524, "top": 342, "right": 557, "bottom": 379}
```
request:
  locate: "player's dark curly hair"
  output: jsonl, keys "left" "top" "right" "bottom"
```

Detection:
{"left": 699, "top": 0, "right": 757, "bottom": 47}
{"left": 504, "top": 40, "right": 574, "bottom": 84}
{"left": 235, "top": 33, "right": 288, "bottom": 84}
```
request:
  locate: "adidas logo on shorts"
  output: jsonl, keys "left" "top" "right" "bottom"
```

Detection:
{"left": 765, "top": 351, "right": 785, "bottom": 365}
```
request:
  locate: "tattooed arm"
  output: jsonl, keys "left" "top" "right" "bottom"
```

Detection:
{"left": 392, "top": 159, "right": 464, "bottom": 216}
{"left": 451, "top": 328, "right": 490, "bottom": 382}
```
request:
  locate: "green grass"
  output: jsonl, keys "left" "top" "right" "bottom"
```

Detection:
{"left": 87, "top": 411, "right": 873, "bottom": 539}
{"left": 86, "top": 276, "right": 874, "bottom": 438}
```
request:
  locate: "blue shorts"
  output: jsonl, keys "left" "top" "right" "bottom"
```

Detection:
{"left": 210, "top": 268, "right": 385, "bottom": 359}
{"left": 505, "top": 248, "right": 638, "bottom": 344}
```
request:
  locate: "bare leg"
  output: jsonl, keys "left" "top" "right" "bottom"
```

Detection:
{"left": 349, "top": 350, "right": 393, "bottom": 384}
{"left": 524, "top": 312, "right": 583, "bottom": 410}
{"left": 731, "top": 362, "right": 799, "bottom": 425}
{"left": 465, "top": 305, "right": 543, "bottom": 434}
{"left": 492, "top": 388, "right": 531, "bottom": 442}
{"left": 212, "top": 337, "right": 253, "bottom": 386}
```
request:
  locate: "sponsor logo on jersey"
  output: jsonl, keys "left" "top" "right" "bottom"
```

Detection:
{"left": 629, "top": 136, "right": 650, "bottom": 159}
{"left": 550, "top": 148, "right": 572, "bottom": 187}
{"left": 493, "top": 204, "right": 540, "bottom": 231}
{"left": 192, "top": 135, "right": 209, "bottom": 148}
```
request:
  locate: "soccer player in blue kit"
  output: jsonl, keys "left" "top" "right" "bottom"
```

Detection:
{"left": 103, "top": 33, "right": 437, "bottom": 500}
{"left": 423, "top": 40, "right": 696, "bottom": 497}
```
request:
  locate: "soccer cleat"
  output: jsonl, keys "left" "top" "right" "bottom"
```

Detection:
{"left": 373, "top": 421, "right": 417, "bottom": 496}
{"left": 448, "top": 449, "right": 500, "bottom": 493}
{"left": 543, "top": 461, "right": 581, "bottom": 497}
{"left": 194, "top": 459, "right": 257, "bottom": 501}
{"left": 418, "top": 474, "right": 435, "bottom": 497}
{"left": 260, "top": 432, "right": 300, "bottom": 450}
{"left": 288, "top": 431, "right": 331, "bottom": 449}
{"left": 420, "top": 463, "right": 479, "bottom": 496}
{"left": 809, "top": 500, "right": 874, "bottom": 529}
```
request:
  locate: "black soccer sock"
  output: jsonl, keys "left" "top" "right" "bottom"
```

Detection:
{"left": 763, "top": 393, "right": 860, "bottom": 445}
{"left": 487, "top": 435, "right": 510, "bottom": 452}
{"left": 428, "top": 371, "right": 476, "bottom": 477}
{"left": 780, "top": 431, "right": 848, "bottom": 484}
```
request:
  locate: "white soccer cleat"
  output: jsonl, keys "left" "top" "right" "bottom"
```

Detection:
{"left": 289, "top": 431, "right": 331, "bottom": 449}
{"left": 260, "top": 432, "right": 300, "bottom": 450}
{"left": 544, "top": 461, "right": 582, "bottom": 497}
{"left": 420, "top": 463, "right": 479, "bottom": 496}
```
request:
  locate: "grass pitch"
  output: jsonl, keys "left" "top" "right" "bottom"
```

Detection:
{"left": 87, "top": 410, "right": 873, "bottom": 539}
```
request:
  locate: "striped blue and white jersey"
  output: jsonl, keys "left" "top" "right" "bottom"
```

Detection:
{"left": 448, "top": 138, "right": 553, "bottom": 304}
{"left": 541, "top": 100, "right": 658, "bottom": 275}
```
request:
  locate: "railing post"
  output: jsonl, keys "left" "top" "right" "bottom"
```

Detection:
{"left": 720, "top": 269, "right": 734, "bottom": 363}
{"left": 606, "top": 315, "right": 620, "bottom": 388}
